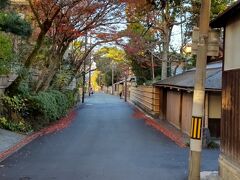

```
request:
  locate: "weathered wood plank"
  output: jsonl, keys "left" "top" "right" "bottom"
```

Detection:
{"left": 129, "top": 86, "right": 160, "bottom": 114}
{"left": 222, "top": 69, "right": 240, "bottom": 162}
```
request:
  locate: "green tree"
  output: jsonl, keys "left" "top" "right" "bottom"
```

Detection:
{"left": 185, "top": 0, "right": 234, "bottom": 41}
{"left": 0, "top": 12, "right": 32, "bottom": 37}
{"left": 95, "top": 47, "right": 126, "bottom": 86}
{"left": 0, "top": 0, "right": 9, "bottom": 9}
{"left": 122, "top": 21, "right": 158, "bottom": 84}
{"left": 0, "top": 32, "right": 13, "bottom": 75}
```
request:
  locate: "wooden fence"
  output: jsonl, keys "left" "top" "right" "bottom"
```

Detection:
{"left": 129, "top": 86, "right": 160, "bottom": 116}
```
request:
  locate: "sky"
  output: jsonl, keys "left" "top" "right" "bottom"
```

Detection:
{"left": 171, "top": 25, "right": 183, "bottom": 52}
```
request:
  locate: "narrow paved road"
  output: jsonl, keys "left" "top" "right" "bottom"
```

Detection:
{"left": 0, "top": 93, "right": 219, "bottom": 180}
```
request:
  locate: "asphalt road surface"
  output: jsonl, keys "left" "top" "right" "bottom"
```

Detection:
{"left": 0, "top": 93, "right": 219, "bottom": 180}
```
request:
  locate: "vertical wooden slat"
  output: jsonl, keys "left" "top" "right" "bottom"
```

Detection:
{"left": 159, "top": 88, "right": 167, "bottom": 120}
{"left": 181, "top": 93, "right": 193, "bottom": 135}
{"left": 129, "top": 86, "right": 160, "bottom": 114}
{"left": 236, "top": 71, "right": 240, "bottom": 161}
{"left": 231, "top": 72, "right": 234, "bottom": 159}
{"left": 221, "top": 72, "right": 224, "bottom": 153}
{"left": 159, "top": 88, "right": 164, "bottom": 120}
{"left": 233, "top": 71, "right": 237, "bottom": 160}
{"left": 227, "top": 70, "right": 231, "bottom": 156}
{"left": 163, "top": 89, "right": 167, "bottom": 119}
{"left": 166, "top": 90, "right": 181, "bottom": 128}
{"left": 222, "top": 71, "right": 225, "bottom": 154}
{"left": 222, "top": 69, "right": 240, "bottom": 162}
{"left": 230, "top": 71, "right": 233, "bottom": 158}
{"left": 179, "top": 91, "right": 183, "bottom": 130}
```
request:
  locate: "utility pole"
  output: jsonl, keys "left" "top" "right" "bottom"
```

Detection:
{"left": 82, "top": 32, "right": 87, "bottom": 103}
{"left": 111, "top": 61, "right": 114, "bottom": 95}
{"left": 88, "top": 57, "right": 91, "bottom": 96}
{"left": 124, "top": 71, "right": 127, "bottom": 102}
{"left": 188, "top": 1, "right": 211, "bottom": 180}
{"left": 88, "top": 37, "right": 92, "bottom": 97}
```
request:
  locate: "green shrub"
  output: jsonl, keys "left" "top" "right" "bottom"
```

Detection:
{"left": 0, "top": 95, "right": 25, "bottom": 112}
{"left": 0, "top": 90, "right": 75, "bottom": 132}
{"left": 0, "top": 117, "right": 32, "bottom": 133}
{"left": 63, "top": 90, "right": 76, "bottom": 108}
{"left": 0, "top": 95, "right": 32, "bottom": 133}
{"left": 17, "top": 80, "right": 31, "bottom": 97}
{"left": 28, "top": 90, "right": 69, "bottom": 122}
{"left": 0, "top": 0, "right": 9, "bottom": 9}
{"left": 52, "top": 69, "right": 73, "bottom": 89}
{"left": 0, "top": 12, "right": 32, "bottom": 37}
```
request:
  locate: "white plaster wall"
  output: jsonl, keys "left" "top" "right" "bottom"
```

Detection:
{"left": 225, "top": 15, "right": 240, "bottom": 70}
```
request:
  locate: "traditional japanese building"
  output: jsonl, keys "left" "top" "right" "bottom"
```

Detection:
{"left": 210, "top": 1, "right": 240, "bottom": 179}
{"left": 154, "top": 62, "right": 222, "bottom": 138}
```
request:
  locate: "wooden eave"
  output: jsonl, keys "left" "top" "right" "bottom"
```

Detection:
{"left": 154, "top": 84, "right": 221, "bottom": 93}
{"left": 210, "top": 1, "right": 240, "bottom": 28}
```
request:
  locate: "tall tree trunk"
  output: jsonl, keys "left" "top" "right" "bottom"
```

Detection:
{"left": 37, "top": 58, "right": 59, "bottom": 91}
{"left": 6, "top": 6, "right": 59, "bottom": 94}
{"left": 25, "top": 30, "right": 47, "bottom": 68}
{"left": 6, "top": 28, "right": 49, "bottom": 95}
{"left": 34, "top": 68, "right": 48, "bottom": 92}
{"left": 161, "top": 24, "right": 169, "bottom": 80}
{"left": 41, "top": 66, "right": 58, "bottom": 91}
{"left": 33, "top": 48, "right": 55, "bottom": 92}
{"left": 37, "top": 45, "right": 69, "bottom": 91}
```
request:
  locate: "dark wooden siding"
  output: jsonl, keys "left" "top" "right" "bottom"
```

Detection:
{"left": 222, "top": 69, "right": 240, "bottom": 163}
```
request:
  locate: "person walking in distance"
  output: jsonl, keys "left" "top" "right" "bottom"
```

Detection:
{"left": 119, "top": 91, "right": 122, "bottom": 99}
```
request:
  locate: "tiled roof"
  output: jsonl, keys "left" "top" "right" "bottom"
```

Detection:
{"left": 154, "top": 64, "right": 222, "bottom": 91}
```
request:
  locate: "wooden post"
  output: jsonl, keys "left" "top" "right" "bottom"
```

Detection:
{"left": 124, "top": 73, "right": 127, "bottom": 102}
{"left": 179, "top": 91, "right": 183, "bottom": 130}
{"left": 204, "top": 93, "right": 209, "bottom": 128}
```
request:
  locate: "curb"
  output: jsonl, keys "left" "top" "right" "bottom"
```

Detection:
{"left": 132, "top": 106, "right": 186, "bottom": 148}
{"left": 201, "top": 171, "right": 219, "bottom": 180}
{"left": 0, "top": 109, "right": 77, "bottom": 162}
